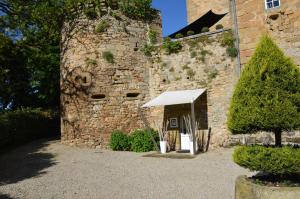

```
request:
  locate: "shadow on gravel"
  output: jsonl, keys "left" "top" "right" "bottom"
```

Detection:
{"left": 0, "top": 138, "right": 57, "bottom": 185}
{"left": 0, "top": 194, "right": 15, "bottom": 199}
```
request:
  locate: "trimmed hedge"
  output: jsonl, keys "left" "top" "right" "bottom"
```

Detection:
{"left": 0, "top": 108, "right": 59, "bottom": 150}
{"left": 130, "top": 129, "right": 159, "bottom": 152}
{"left": 233, "top": 145, "right": 300, "bottom": 175}
{"left": 109, "top": 129, "right": 159, "bottom": 152}
{"left": 109, "top": 130, "right": 131, "bottom": 151}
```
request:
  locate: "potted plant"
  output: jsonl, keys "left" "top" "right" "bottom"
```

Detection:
{"left": 228, "top": 36, "right": 300, "bottom": 198}
{"left": 155, "top": 121, "right": 169, "bottom": 154}
{"left": 183, "top": 115, "right": 199, "bottom": 154}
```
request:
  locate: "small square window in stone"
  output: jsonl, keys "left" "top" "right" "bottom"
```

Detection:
{"left": 265, "top": 0, "right": 280, "bottom": 9}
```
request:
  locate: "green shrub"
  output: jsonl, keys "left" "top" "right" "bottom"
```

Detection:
{"left": 110, "top": 130, "right": 131, "bottom": 151}
{"left": 187, "top": 30, "right": 195, "bottom": 36}
{"left": 197, "top": 35, "right": 210, "bottom": 44}
{"left": 216, "top": 24, "right": 224, "bottom": 30}
{"left": 226, "top": 46, "right": 238, "bottom": 57}
{"left": 96, "top": 21, "right": 110, "bottom": 33}
{"left": 190, "top": 51, "right": 197, "bottom": 58}
{"left": 84, "top": 8, "right": 98, "bottom": 20}
{"left": 148, "top": 29, "right": 158, "bottom": 44}
{"left": 142, "top": 44, "right": 155, "bottom": 57}
{"left": 220, "top": 32, "right": 235, "bottom": 47}
{"left": 233, "top": 145, "right": 300, "bottom": 175}
{"left": 129, "top": 129, "right": 159, "bottom": 152}
{"left": 102, "top": 51, "right": 114, "bottom": 63}
{"left": 118, "top": 0, "right": 157, "bottom": 20}
{"left": 186, "top": 69, "right": 195, "bottom": 78}
{"left": 175, "top": 33, "right": 184, "bottom": 39}
{"left": 0, "top": 108, "right": 59, "bottom": 150}
{"left": 228, "top": 36, "right": 300, "bottom": 147}
{"left": 85, "top": 58, "right": 97, "bottom": 66}
{"left": 111, "top": 11, "right": 122, "bottom": 20}
{"left": 182, "top": 64, "right": 190, "bottom": 70}
{"left": 201, "top": 27, "right": 209, "bottom": 33}
{"left": 162, "top": 37, "right": 182, "bottom": 55}
{"left": 205, "top": 67, "right": 218, "bottom": 80}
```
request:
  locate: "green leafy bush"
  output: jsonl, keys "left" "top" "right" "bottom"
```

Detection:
{"left": 148, "top": 29, "right": 158, "bottom": 44}
{"left": 175, "top": 33, "right": 184, "bottom": 39}
{"left": 201, "top": 27, "right": 209, "bottom": 33}
{"left": 102, "top": 51, "right": 114, "bottom": 63}
{"left": 186, "top": 69, "right": 195, "bottom": 78}
{"left": 226, "top": 46, "right": 238, "bottom": 57}
{"left": 190, "top": 51, "right": 197, "bottom": 58}
{"left": 0, "top": 108, "right": 59, "bottom": 150}
{"left": 216, "top": 24, "right": 224, "bottom": 30}
{"left": 85, "top": 58, "right": 97, "bottom": 66}
{"left": 84, "top": 8, "right": 98, "bottom": 19}
{"left": 187, "top": 30, "right": 195, "bottom": 36}
{"left": 220, "top": 31, "right": 235, "bottom": 47}
{"left": 118, "top": 0, "right": 157, "bottom": 20}
{"left": 96, "top": 21, "right": 110, "bottom": 33}
{"left": 142, "top": 44, "right": 155, "bottom": 56}
{"left": 110, "top": 130, "right": 131, "bottom": 151}
{"left": 233, "top": 145, "right": 300, "bottom": 175}
{"left": 129, "top": 129, "right": 159, "bottom": 152}
{"left": 162, "top": 37, "right": 182, "bottom": 55}
{"left": 111, "top": 11, "right": 122, "bottom": 20}
{"left": 228, "top": 36, "right": 300, "bottom": 147}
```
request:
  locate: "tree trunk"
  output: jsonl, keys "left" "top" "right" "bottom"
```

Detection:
{"left": 274, "top": 130, "right": 282, "bottom": 147}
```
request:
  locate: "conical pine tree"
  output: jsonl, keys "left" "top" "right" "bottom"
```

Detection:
{"left": 228, "top": 36, "right": 300, "bottom": 146}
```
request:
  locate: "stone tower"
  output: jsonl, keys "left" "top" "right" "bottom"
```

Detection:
{"left": 60, "top": 8, "right": 162, "bottom": 148}
{"left": 186, "top": 0, "right": 231, "bottom": 28}
{"left": 186, "top": 0, "right": 300, "bottom": 66}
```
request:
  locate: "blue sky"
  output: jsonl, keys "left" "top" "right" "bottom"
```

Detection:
{"left": 152, "top": 0, "right": 187, "bottom": 37}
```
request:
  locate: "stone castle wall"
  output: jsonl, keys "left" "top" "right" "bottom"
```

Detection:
{"left": 147, "top": 33, "right": 238, "bottom": 147}
{"left": 61, "top": 6, "right": 240, "bottom": 148}
{"left": 60, "top": 10, "right": 161, "bottom": 148}
{"left": 61, "top": 1, "right": 300, "bottom": 149}
{"left": 186, "top": 0, "right": 300, "bottom": 66}
{"left": 237, "top": 0, "right": 300, "bottom": 66}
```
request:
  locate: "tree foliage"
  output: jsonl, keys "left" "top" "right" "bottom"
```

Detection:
{"left": 0, "top": 1, "right": 99, "bottom": 109}
{"left": 0, "top": 33, "right": 30, "bottom": 109}
{"left": 0, "top": 0, "right": 156, "bottom": 110}
{"left": 234, "top": 145, "right": 300, "bottom": 175}
{"left": 228, "top": 36, "right": 300, "bottom": 145}
{"left": 118, "top": 0, "right": 156, "bottom": 20}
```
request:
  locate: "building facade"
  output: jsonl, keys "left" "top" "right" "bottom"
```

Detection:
{"left": 186, "top": 0, "right": 300, "bottom": 66}
{"left": 61, "top": 1, "right": 300, "bottom": 149}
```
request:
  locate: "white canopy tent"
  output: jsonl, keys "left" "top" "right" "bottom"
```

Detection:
{"left": 142, "top": 89, "right": 206, "bottom": 155}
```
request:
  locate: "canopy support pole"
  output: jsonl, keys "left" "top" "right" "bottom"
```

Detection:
{"left": 191, "top": 101, "right": 196, "bottom": 155}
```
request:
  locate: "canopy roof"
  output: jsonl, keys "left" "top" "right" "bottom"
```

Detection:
{"left": 142, "top": 89, "right": 206, "bottom": 108}
{"left": 168, "top": 10, "right": 227, "bottom": 38}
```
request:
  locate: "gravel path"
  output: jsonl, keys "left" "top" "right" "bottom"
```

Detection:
{"left": 0, "top": 139, "right": 251, "bottom": 199}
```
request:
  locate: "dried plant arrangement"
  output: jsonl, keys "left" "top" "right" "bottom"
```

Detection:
{"left": 155, "top": 120, "right": 169, "bottom": 141}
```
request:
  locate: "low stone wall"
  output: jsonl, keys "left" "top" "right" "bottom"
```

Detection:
{"left": 235, "top": 175, "right": 300, "bottom": 199}
{"left": 227, "top": 131, "right": 300, "bottom": 146}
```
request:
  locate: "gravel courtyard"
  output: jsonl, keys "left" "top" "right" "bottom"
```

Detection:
{"left": 0, "top": 139, "right": 251, "bottom": 199}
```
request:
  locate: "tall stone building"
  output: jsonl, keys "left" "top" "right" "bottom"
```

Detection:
{"left": 186, "top": 0, "right": 300, "bottom": 65}
{"left": 61, "top": 1, "right": 300, "bottom": 150}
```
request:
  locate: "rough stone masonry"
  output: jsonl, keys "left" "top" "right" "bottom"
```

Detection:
{"left": 61, "top": 2, "right": 300, "bottom": 149}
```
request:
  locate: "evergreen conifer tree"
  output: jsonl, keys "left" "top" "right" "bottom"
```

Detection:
{"left": 228, "top": 36, "right": 300, "bottom": 146}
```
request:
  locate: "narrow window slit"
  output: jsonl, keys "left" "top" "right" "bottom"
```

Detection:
{"left": 91, "top": 94, "right": 106, "bottom": 100}
{"left": 126, "top": 93, "right": 140, "bottom": 98}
